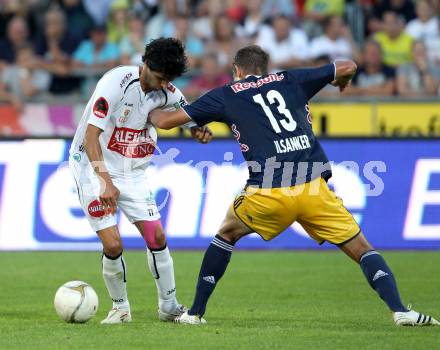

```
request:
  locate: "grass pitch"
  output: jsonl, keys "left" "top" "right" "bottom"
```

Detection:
{"left": 0, "top": 251, "right": 439, "bottom": 350}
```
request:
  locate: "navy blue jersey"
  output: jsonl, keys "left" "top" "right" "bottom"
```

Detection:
{"left": 183, "top": 64, "right": 336, "bottom": 188}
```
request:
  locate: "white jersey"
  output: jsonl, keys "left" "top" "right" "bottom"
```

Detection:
{"left": 70, "top": 65, "right": 188, "bottom": 177}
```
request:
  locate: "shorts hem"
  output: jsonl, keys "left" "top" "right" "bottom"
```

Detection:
{"left": 335, "top": 229, "right": 362, "bottom": 246}
{"left": 130, "top": 215, "right": 161, "bottom": 224}
{"left": 232, "top": 206, "right": 271, "bottom": 242}
{"left": 92, "top": 220, "right": 118, "bottom": 233}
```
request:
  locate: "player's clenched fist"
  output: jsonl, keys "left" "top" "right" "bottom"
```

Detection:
{"left": 331, "top": 60, "right": 357, "bottom": 92}
{"left": 191, "top": 126, "right": 213, "bottom": 144}
{"left": 99, "top": 180, "right": 120, "bottom": 215}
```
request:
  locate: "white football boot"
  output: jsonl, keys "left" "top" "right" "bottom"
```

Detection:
{"left": 101, "top": 307, "right": 132, "bottom": 324}
{"left": 393, "top": 309, "right": 440, "bottom": 326}
{"left": 173, "top": 311, "right": 207, "bottom": 325}
{"left": 158, "top": 304, "right": 188, "bottom": 321}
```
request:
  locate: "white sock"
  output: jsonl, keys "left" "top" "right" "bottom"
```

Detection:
{"left": 102, "top": 253, "right": 130, "bottom": 310}
{"left": 146, "top": 246, "right": 178, "bottom": 313}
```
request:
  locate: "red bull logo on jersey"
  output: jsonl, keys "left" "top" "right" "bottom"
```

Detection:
{"left": 305, "top": 104, "right": 312, "bottom": 124}
{"left": 231, "top": 124, "right": 249, "bottom": 152}
{"left": 107, "top": 127, "right": 156, "bottom": 158}
{"left": 230, "top": 74, "right": 285, "bottom": 93}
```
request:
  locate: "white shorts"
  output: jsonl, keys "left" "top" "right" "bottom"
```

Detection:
{"left": 69, "top": 157, "right": 160, "bottom": 232}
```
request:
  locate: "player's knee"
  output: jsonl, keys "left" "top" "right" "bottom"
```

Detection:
{"left": 104, "top": 239, "right": 123, "bottom": 257}
{"left": 153, "top": 228, "right": 166, "bottom": 248}
{"left": 218, "top": 218, "right": 249, "bottom": 244}
{"left": 142, "top": 220, "right": 166, "bottom": 249}
{"left": 218, "top": 228, "right": 242, "bottom": 245}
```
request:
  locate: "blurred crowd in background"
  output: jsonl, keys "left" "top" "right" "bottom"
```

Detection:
{"left": 0, "top": 0, "right": 440, "bottom": 110}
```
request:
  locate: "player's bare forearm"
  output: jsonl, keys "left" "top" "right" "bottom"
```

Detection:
{"left": 83, "top": 124, "right": 119, "bottom": 214}
{"left": 332, "top": 60, "right": 357, "bottom": 92}
{"left": 149, "top": 109, "right": 191, "bottom": 130}
{"left": 83, "top": 124, "right": 109, "bottom": 178}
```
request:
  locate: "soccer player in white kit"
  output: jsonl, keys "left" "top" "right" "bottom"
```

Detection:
{"left": 69, "top": 38, "right": 212, "bottom": 324}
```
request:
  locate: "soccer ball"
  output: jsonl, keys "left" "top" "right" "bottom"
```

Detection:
{"left": 54, "top": 281, "right": 99, "bottom": 323}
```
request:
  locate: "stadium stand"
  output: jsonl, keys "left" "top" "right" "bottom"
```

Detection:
{"left": 0, "top": 0, "right": 439, "bottom": 137}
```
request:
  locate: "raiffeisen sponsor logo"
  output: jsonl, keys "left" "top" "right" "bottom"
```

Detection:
{"left": 107, "top": 127, "right": 156, "bottom": 158}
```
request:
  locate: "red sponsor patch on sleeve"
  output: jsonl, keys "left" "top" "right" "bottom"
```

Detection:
{"left": 93, "top": 97, "right": 109, "bottom": 118}
{"left": 166, "top": 83, "right": 176, "bottom": 93}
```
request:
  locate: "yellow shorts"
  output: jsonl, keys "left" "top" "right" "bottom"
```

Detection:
{"left": 232, "top": 177, "right": 360, "bottom": 245}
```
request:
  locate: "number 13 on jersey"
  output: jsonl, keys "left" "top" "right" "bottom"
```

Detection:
{"left": 253, "top": 90, "right": 297, "bottom": 133}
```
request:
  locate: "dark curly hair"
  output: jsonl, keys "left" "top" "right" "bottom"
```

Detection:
{"left": 142, "top": 38, "right": 188, "bottom": 81}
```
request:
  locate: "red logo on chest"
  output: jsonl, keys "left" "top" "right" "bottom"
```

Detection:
{"left": 107, "top": 127, "right": 156, "bottom": 158}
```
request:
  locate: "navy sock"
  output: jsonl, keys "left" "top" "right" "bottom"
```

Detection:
{"left": 188, "top": 235, "right": 234, "bottom": 317}
{"left": 359, "top": 250, "right": 407, "bottom": 312}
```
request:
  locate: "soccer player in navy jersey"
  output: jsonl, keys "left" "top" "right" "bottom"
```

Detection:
{"left": 149, "top": 45, "right": 439, "bottom": 326}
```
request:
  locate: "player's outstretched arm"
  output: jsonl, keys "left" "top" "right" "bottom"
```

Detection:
{"left": 149, "top": 108, "right": 190, "bottom": 130}
{"left": 149, "top": 109, "right": 213, "bottom": 144}
{"left": 331, "top": 60, "right": 357, "bottom": 92}
{"left": 151, "top": 86, "right": 224, "bottom": 145}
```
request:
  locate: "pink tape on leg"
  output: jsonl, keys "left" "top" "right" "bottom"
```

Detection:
{"left": 142, "top": 220, "right": 163, "bottom": 249}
